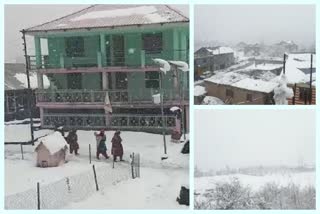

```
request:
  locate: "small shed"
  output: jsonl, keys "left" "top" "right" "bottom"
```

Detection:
{"left": 35, "top": 132, "right": 69, "bottom": 167}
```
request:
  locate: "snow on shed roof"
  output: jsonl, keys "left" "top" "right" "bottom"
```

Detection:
{"left": 35, "top": 132, "right": 68, "bottom": 154}
{"left": 283, "top": 53, "right": 316, "bottom": 84}
{"left": 24, "top": 5, "right": 188, "bottom": 33}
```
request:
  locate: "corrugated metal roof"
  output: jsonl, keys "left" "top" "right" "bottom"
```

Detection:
{"left": 24, "top": 5, "right": 189, "bottom": 33}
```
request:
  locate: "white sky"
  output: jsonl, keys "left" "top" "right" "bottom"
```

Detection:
{"left": 4, "top": 4, "right": 189, "bottom": 63}
{"left": 195, "top": 110, "right": 316, "bottom": 171}
{"left": 195, "top": 5, "right": 315, "bottom": 46}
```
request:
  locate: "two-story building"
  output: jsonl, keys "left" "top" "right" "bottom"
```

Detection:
{"left": 23, "top": 4, "right": 189, "bottom": 132}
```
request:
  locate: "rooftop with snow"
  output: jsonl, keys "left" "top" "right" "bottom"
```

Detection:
{"left": 24, "top": 5, "right": 189, "bottom": 34}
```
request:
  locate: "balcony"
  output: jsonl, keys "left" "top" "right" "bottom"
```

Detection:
{"left": 42, "top": 113, "right": 176, "bottom": 130}
{"left": 27, "top": 49, "right": 189, "bottom": 73}
{"left": 36, "top": 89, "right": 189, "bottom": 107}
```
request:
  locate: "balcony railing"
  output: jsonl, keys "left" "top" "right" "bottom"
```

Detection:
{"left": 36, "top": 89, "right": 189, "bottom": 104}
{"left": 27, "top": 49, "right": 189, "bottom": 70}
{"left": 43, "top": 113, "right": 176, "bottom": 130}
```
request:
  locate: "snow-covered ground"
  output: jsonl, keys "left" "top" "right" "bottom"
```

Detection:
{"left": 65, "top": 168, "right": 187, "bottom": 209}
{"left": 195, "top": 171, "right": 315, "bottom": 194}
{"left": 5, "top": 121, "right": 189, "bottom": 209}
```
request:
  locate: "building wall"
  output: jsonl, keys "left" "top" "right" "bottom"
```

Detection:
{"left": 44, "top": 27, "right": 189, "bottom": 101}
{"left": 204, "top": 81, "right": 272, "bottom": 105}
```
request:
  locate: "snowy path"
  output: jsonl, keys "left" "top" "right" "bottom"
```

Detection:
{"left": 64, "top": 167, "right": 188, "bottom": 209}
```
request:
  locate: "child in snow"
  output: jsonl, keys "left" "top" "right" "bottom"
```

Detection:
{"left": 94, "top": 129, "right": 109, "bottom": 160}
{"left": 111, "top": 130, "right": 124, "bottom": 162}
{"left": 66, "top": 130, "right": 79, "bottom": 155}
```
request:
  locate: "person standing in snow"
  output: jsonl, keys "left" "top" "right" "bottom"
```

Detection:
{"left": 94, "top": 129, "right": 109, "bottom": 160}
{"left": 66, "top": 130, "right": 79, "bottom": 155}
{"left": 111, "top": 130, "right": 124, "bottom": 162}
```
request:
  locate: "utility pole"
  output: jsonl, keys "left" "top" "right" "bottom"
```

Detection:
{"left": 309, "top": 54, "right": 313, "bottom": 105}
{"left": 160, "top": 71, "right": 167, "bottom": 155}
{"left": 21, "top": 29, "right": 34, "bottom": 143}
{"left": 283, "top": 53, "right": 287, "bottom": 74}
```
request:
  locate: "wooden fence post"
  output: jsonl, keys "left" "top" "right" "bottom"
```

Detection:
{"left": 37, "top": 182, "right": 40, "bottom": 210}
{"left": 131, "top": 152, "right": 135, "bottom": 179}
{"left": 89, "top": 144, "right": 92, "bottom": 164}
{"left": 20, "top": 144, "right": 24, "bottom": 160}
{"left": 92, "top": 165, "right": 99, "bottom": 191}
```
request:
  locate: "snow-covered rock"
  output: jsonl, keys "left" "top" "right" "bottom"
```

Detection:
{"left": 194, "top": 85, "right": 206, "bottom": 96}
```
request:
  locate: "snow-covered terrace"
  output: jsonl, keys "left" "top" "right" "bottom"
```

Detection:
{"left": 282, "top": 53, "right": 316, "bottom": 85}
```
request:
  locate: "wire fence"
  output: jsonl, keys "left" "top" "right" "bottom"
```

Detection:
{"left": 5, "top": 162, "right": 132, "bottom": 209}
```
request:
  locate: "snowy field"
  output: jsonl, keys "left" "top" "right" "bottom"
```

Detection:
{"left": 5, "top": 120, "right": 189, "bottom": 209}
{"left": 195, "top": 172, "right": 315, "bottom": 194}
{"left": 195, "top": 171, "right": 316, "bottom": 209}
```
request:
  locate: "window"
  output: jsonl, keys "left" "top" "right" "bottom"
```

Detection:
{"left": 65, "top": 37, "right": 84, "bottom": 57}
{"left": 145, "top": 71, "right": 160, "bottom": 89}
{"left": 226, "top": 89, "right": 233, "bottom": 98}
{"left": 142, "top": 33, "right": 162, "bottom": 54}
{"left": 246, "top": 94, "right": 253, "bottom": 102}
{"left": 115, "top": 73, "right": 128, "bottom": 89}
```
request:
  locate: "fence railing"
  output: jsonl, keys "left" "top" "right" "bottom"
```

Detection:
{"left": 5, "top": 164, "right": 131, "bottom": 209}
{"left": 27, "top": 49, "right": 189, "bottom": 70}
{"left": 35, "top": 89, "right": 189, "bottom": 104}
{"left": 42, "top": 113, "right": 176, "bottom": 130}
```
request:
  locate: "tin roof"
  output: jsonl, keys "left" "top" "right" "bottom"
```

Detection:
{"left": 24, "top": 5, "right": 189, "bottom": 33}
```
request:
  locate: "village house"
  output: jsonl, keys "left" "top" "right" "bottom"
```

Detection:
{"left": 202, "top": 62, "right": 284, "bottom": 105}
{"left": 194, "top": 46, "right": 235, "bottom": 79}
{"left": 23, "top": 5, "right": 189, "bottom": 132}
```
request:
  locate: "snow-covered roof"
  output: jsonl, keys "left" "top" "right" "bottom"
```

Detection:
{"left": 283, "top": 53, "right": 316, "bottom": 84}
{"left": 35, "top": 132, "right": 68, "bottom": 154}
{"left": 244, "top": 63, "right": 283, "bottom": 71}
{"left": 202, "top": 96, "right": 224, "bottom": 105}
{"left": 206, "top": 47, "right": 234, "bottom": 55}
{"left": 205, "top": 71, "right": 278, "bottom": 93}
{"left": 194, "top": 85, "right": 207, "bottom": 96}
{"left": 5, "top": 63, "right": 50, "bottom": 90}
{"left": 232, "top": 78, "right": 278, "bottom": 93}
{"left": 25, "top": 5, "right": 188, "bottom": 33}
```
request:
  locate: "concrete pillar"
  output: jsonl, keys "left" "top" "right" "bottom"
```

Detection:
{"left": 102, "top": 72, "right": 108, "bottom": 90}
{"left": 34, "top": 37, "right": 42, "bottom": 68}
{"left": 100, "top": 33, "right": 106, "bottom": 67}
{"left": 173, "top": 29, "right": 180, "bottom": 60}
{"left": 40, "top": 107, "right": 44, "bottom": 126}
{"left": 37, "top": 73, "right": 44, "bottom": 89}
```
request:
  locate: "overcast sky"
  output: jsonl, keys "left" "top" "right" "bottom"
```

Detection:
{"left": 195, "top": 5, "right": 315, "bottom": 47}
{"left": 195, "top": 110, "right": 315, "bottom": 171}
{"left": 4, "top": 4, "right": 189, "bottom": 63}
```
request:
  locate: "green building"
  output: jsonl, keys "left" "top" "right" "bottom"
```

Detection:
{"left": 23, "top": 5, "right": 189, "bottom": 132}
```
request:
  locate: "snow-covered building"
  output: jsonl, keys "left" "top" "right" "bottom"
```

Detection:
{"left": 23, "top": 5, "right": 189, "bottom": 131}
{"left": 204, "top": 67, "right": 279, "bottom": 104}
{"left": 283, "top": 53, "right": 316, "bottom": 105}
{"left": 194, "top": 46, "right": 235, "bottom": 78}
{"left": 5, "top": 63, "right": 49, "bottom": 121}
